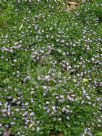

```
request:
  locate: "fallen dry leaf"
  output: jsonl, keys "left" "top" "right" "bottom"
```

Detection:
{"left": 64, "top": 0, "right": 79, "bottom": 12}
{"left": 2, "top": 130, "right": 10, "bottom": 136}
{"left": 68, "top": 1, "right": 78, "bottom": 6}
{"left": 57, "top": 132, "right": 63, "bottom": 136}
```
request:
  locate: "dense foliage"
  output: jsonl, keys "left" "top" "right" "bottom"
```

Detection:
{"left": 0, "top": 0, "right": 102, "bottom": 135}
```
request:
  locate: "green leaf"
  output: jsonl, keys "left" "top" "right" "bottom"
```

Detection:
{"left": 95, "top": 132, "right": 102, "bottom": 136}
{"left": 19, "top": 23, "right": 23, "bottom": 30}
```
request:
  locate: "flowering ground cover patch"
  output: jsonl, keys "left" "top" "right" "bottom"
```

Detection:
{"left": 0, "top": 0, "right": 102, "bottom": 135}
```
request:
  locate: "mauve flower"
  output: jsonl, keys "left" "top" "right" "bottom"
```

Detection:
{"left": 52, "top": 106, "right": 56, "bottom": 113}
{"left": 67, "top": 95, "right": 74, "bottom": 101}
{"left": 0, "top": 102, "right": 2, "bottom": 106}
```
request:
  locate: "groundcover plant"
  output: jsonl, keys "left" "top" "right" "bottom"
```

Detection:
{"left": 0, "top": 0, "right": 102, "bottom": 135}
